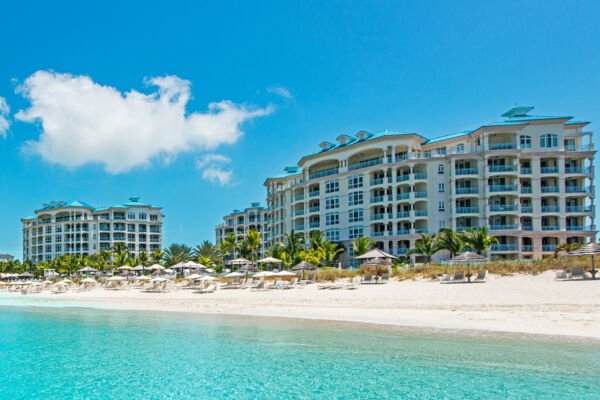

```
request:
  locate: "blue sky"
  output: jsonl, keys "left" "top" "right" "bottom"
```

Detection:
{"left": 1, "top": 1, "right": 599, "bottom": 259}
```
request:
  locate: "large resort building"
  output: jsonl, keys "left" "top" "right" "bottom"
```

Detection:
{"left": 215, "top": 202, "right": 270, "bottom": 259}
{"left": 22, "top": 197, "right": 164, "bottom": 263}
{"left": 217, "top": 106, "right": 596, "bottom": 265}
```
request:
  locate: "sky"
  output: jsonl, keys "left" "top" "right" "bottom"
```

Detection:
{"left": 1, "top": 0, "right": 599, "bottom": 259}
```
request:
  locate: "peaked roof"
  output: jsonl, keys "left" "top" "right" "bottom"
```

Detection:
{"left": 355, "top": 248, "right": 397, "bottom": 260}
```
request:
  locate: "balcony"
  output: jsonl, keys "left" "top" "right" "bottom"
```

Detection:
{"left": 349, "top": 158, "right": 383, "bottom": 171}
{"left": 541, "top": 225, "right": 560, "bottom": 231}
{"left": 540, "top": 186, "right": 559, "bottom": 193}
{"left": 414, "top": 229, "right": 428, "bottom": 234}
{"left": 521, "top": 187, "right": 532, "bottom": 194}
{"left": 489, "top": 185, "right": 518, "bottom": 193}
{"left": 370, "top": 196, "right": 384, "bottom": 204}
{"left": 520, "top": 168, "right": 532, "bottom": 174}
{"left": 455, "top": 187, "right": 479, "bottom": 195}
{"left": 520, "top": 206, "right": 533, "bottom": 213}
{"left": 371, "top": 214, "right": 385, "bottom": 221}
{"left": 489, "top": 165, "right": 517, "bottom": 173}
{"left": 522, "top": 245, "right": 533, "bottom": 252}
{"left": 309, "top": 221, "right": 320, "bottom": 229}
{"left": 413, "top": 173, "right": 427, "bottom": 180}
{"left": 370, "top": 178, "right": 384, "bottom": 186}
{"left": 294, "top": 194, "right": 305, "bottom": 201}
{"left": 566, "top": 226, "right": 584, "bottom": 231}
{"left": 541, "top": 206, "right": 560, "bottom": 213}
{"left": 309, "top": 190, "right": 320, "bottom": 197}
{"left": 414, "top": 210, "right": 428, "bottom": 217}
{"left": 565, "top": 186, "right": 591, "bottom": 193}
{"left": 294, "top": 209, "right": 305, "bottom": 216}
{"left": 490, "top": 224, "right": 518, "bottom": 230}
{"left": 113, "top": 227, "right": 126, "bottom": 232}
{"left": 372, "top": 231, "right": 386, "bottom": 237}
{"left": 414, "top": 192, "right": 427, "bottom": 198}
{"left": 542, "top": 245, "right": 557, "bottom": 252}
{"left": 309, "top": 168, "right": 339, "bottom": 180}
{"left": 396, "top": 248, "right": 409, "bottom": 255}
{"left": 309, "top": 206, "right": 320, "bottom": 213}
{"left": 397, "top": 175, "right": 410, "bottom": 182}
{"left": 456, "top": 207, "right": 479, "bottom": 214}
{"left": 396, "top": 193, "right": 410, "bottom": 200}
{"left": 456, "top": 226, "right": 477, "bottom": 231}
{"left": 565, "top": 167, "right": 591, "bottom": 174}
{"left": 397, "top": 229, "right": 411, "bottom": 235}
{"left": 294, "top": 225, "right": 305, "bottom": 231}
{"left": 455, "top": 168, "right": 478, "bottom": 176}
{"left": 489, "top": 204, "right": 518, "bottom": 212}
{"left": 566, "top": 206, "right": 591, "bottom": 213}
{"left": 489, "top": 143, "right": 517, "bottom": 151}
{"left": 397, "top": 211, "right": 410, "bottom": 218}
{"left": 565, "top": 144, "right": 593, "bottom": 152}
{"left": 491, "top": 244, "right": 518, "bottom": 252}
{"left": 395, "top": 154, "right": 408, "bottom": 162}
{"left": 540, "top": 167, "right": 559, "bottom": 174}
{"left": 522, "top": 225, "right": 533, "bottom": 231}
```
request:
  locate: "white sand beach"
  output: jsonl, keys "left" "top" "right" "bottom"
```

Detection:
{"left": 34, "top": 271, "right": 600, "bottom": 339}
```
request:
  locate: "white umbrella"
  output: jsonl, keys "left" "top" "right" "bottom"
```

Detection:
{"left": 117, "top": 266, "right": 133, "bottom": 270}
{"left": 186, "top": 274, "right": 202, "bottom": 280}
{"left": 224, "top": 272, "right": 244, "bottom": 278}
{"left": 135, "top": 275, "right": 151, "bottom": 281}
{"left": 149, "top": 264, "right": 165, "bottom": 271}
{"left": 204, "top": 268, "right": 215, "bottom": 273}
{"left": 107, "top": 276, "right": 125, "bottom": 281}
{"left": 273, "top": 271, "right": 296, "bottom": 277}
{"left": 164, "top": 268, "right": 174, "bottom": 274}
{"left": 81, "top": 278, "right": 96, "bottom": 283}
{"left": 254, "top": 271, "right": 276, "bottom": 278}
{"left": 151, "top": 277, "right": 168, "bottom": 282}
{"left": 60, "top": 279, "right": 73, "bottom": 284}
{"left": 199, "top": 276, "right": 218, "bottom": 281}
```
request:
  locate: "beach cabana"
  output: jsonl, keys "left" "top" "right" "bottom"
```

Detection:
{"left": 257, "top": 256, "right": 282, "bottom": 271}
{"left": 361, "top": 257, "right": 393, "bottom": 283}
{"left": 226, "top": 258, "right": 251, "bottom": 271}
{"left": 19, "top": 272, "right": 35, "bottom": 280}
{"left": 291, "top": 261, "right": 318, "bottom": 280}
{"left": 567, "top": 242, "right": 600, "bottom": 280}
{"left": 78, "top": 266, "right": 98, "bottom": 275}
{"left": 355, "top": 249, "right": 397, "bottom": 266}
{"left": 449, "top": 252, "right": 489, "bottom": 283}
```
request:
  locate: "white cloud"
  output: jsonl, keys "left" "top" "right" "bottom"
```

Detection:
{"left": 0, "top": 97, "right": 9, "bottom": 138}
{"left": 267, "top": 85, "right": 293, "bottom": 99}
{"left": 15, "top": 71, "right": 273, "bottom": 173}
{"left": 195, "top": 153, "right": 233, "bottom": 186}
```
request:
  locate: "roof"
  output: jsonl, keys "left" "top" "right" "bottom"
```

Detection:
{"left": 32, "top": 197, "right": 160, "bottom": 214}
{"left": 35, "top": 200, "right": 95, "bottom": 212}
{"left": 423, "top": 131, "right": 471, "bottom": 145}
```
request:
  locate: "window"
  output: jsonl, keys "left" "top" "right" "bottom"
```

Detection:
{"left": 349, "top": 226, "right": 363, "bottom": 240}
{"left": 127, "top": 212, "right": 135, "bottom": 219}
{"left": 439, "top": 220, "right": 445, "bottom": 228}
{"left": 55, "top": 235, "right": 62, "bottom": 242}
{"left": 348, "top": 208, "right": 363, "bottom": 223}
{"left": 56, "top": 226, "right": 62, "bottom": 233}
{"left": 349, "top": 191, "right": 364, "bottom": 206}
{"left": 348, "top": 174, "right": 363, "bottom": 189}
{"left": 540, "top": 134, "right": 558, "bottom": 148}
{"left": 55, "top": 244, "right": 62, "bottom": 252}
{"left": 45, "top": 236, "right": 52, "bottom": 243}
{"left": 520, "top": 135, "right": 531, "bottom": 148}
{"left": 348, "top": 247, "right": 355, "bottom": 257}
{"left": 325, "top": 179, "right": 339, "bottom": 193}
{"left": 438, "top": 164, "right": 444, "bottom": 174}
{"left": 139, "top": 213, "right": 147, "bottom": 220}
{"left": 46, "top": 226, "right": 52, "bottom": 234}
{"left": 436, "top": 147, "right": 447, "bottom": 156}
{"left": 438, "top": 183, "right": 445, "bottom": 192}
{"left": 325, "top": 196, "right": 340, "bottom": 210}
{"left": 150, "top": 214, "right": 159, "bottom": 222}
{"left": 456, "top": 144, "right": 464, "bottom": 153}
{"left": 128, "top": 234, "right": 136, "bottom": 241}
{"left": 45, "top": 245, "right": 52, "bottom": 253}
{"left": 326, "top": 229, "right": 340, "bottom": 242}
{"left": 438, "top": 201, "right": 445, "bottom": 211}
{"left": 326, "top": 212, "right": 340, "bottom": 226}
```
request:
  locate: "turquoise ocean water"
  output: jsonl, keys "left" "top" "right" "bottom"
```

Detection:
{"left": 0, "top": 294, "right": 599, "bottom": 399}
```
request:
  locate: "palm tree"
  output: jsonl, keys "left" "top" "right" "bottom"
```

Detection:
{"left": 437, "top": 228, "right": 466, "bottom": 258}
{"left": 463, "top": 226, "right": 499, "bottom": 255}
{"left": 280, "top": 230, "right": 305, "bottom": 262}
{"left": 222, "top": 233, "right": 239, "bottom": 261}
{"left": 113, "top": 252, "right": 131, "bottom": 267}
{"left": 308, "top": 231, "right": 325, "bottom": 250}
{"left": 407, "top": 233, "right": 443, "bottom": 264}
{"left": 193, "top": 241, "right": 220, "bottom": 264}
{"left": 318, "top": 240, "right": 345, "bottom": 267}
{"left": 244, "top": 229, "right": 262, "bottom": 263}
{"left": 111, "top": 242, "right": 128, "bottom": 257}
{"left": 150, "top": 249, "right": 165, "bottom": 265}
{"left": 555, "top": 242, "right": 582, "bottom": 258}
{"left": 352, "top": 237, "right": 375, "bottom": 257}
{"left": 162, "top": 243, "right": 193, "bottom": 266}
{"left": 266, "top": 243, "right": 285, "bottom": 260}
{"left": 136, "top": 251, "right": 149, "bottom": 266}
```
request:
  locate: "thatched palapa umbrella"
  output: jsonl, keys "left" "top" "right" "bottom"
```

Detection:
{"left": 361, "top": 257, "right": 393, "bottom": 283}
{"left": 291, "top": 261, "right": 318, "bottom": 280}
{"left": 257, "top": 256, "right": 282, "bottom": 271}
{"left": 449, "top": 251, "right": 489, "bottom": 283}
{"left": 567, "top": 242, "right": 600, "bottom": 280}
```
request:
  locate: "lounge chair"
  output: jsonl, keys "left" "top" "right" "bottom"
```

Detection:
{"left": 452, "top": 271, "right": 465, "bottom": 282}
{"left": 440, "top": 274, "right": 451, "bottom": 283}
{"left": 306, "top": 274, "right": 316, "bottom": 283}
{"left": 196, "top": 284, "right": 216, "bottom": 294}
{"left": 570, "top": 267, "right": 585, "bottom": 280}
{"left": 251, "top": 280, "right": 265, "bottom": 291}
{"left": 474, "top": 270, "right": 488, "bottom": 282}
{"left": 555, "top": 270, "right": 567, "bottom": 280}
{"left": 362, "top": 274, "right": 373, "bottom": 284}
{"left": 343, "top": 279, "right": 359, "bottom": 290}
{"left": 381, "top": 273, "right": 390, "bottom": 281}
{"left": 317, "top": 282, "right": 333, "bottom": 290}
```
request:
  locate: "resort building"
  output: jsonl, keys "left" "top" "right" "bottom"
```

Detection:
{"left": 21, "top": 197, "right": 164, "bottom": 263}
{"left": 215, "top": 202, "right": 270, "bottom": 258}
{"left": 259, "top": 106, "right": 595, "bottom": 265}
{"left": 0, "top": 253, "right": 14, "bottom": 262}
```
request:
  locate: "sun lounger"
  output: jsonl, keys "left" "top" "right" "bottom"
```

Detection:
{"left": 328, "top": 282, "right": 343, "bottom": 290}
{"left": 317, "top": 282, "right": 333, "bottom": 289}
{"left": 251, "top": 280, "right": 265, "bottom": 291}
{"left": 381, "top": 273, "right": 390, "bottom": 281}
{"left": 570, "top": 267, "right": 585, "bottom": 280}
{"left": 474, "top": 270, "right": 488, "bottom": 282}
{"left": 362, "top": 274, "right": 373, "bottom": 284}
{"left": 555, "top": 270, "right": 567, "bottom": 280}
{"left": 306, "top": 274, "right": 316, "bottom": 283}
{"left": 196, "top": 284, "right": 216, "bottom": 294}
{"left": 440, "top": 274, "right": 451, "bottom": 283}
{"left": 452, "top": 271, "right": 465, "bottom": 282}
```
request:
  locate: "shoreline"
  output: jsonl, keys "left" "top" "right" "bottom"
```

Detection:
{"left": 5, "top": 270, "right": 600, "bottom": 340}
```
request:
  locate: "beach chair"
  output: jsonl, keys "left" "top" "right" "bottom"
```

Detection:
{"left": 306, "top": 274, "right": 316, "bottom": 283}
{"left": 343, "top": 278, "right": 359, "bottom": 290}
{"left": 452, "top": 271, "right": 465, "bottom": 282}
{"left": 555, "top": 270, "right": 567, "bottom": 280}
{"left": 317, "top": 282, "right": 332, "bottom": 290}
{"left": 196, "top": 284, "right": 216, "bottom": 294}
{"left": 251, "top": 280, "right": 265, "bottom": 291}
{"left": 440, "top": 274, "right": 451, "bottom": 283}
{"left": 381, "top": 273, "right": 390, "bottom": 281}
{"left": 362, "top": 274, "right": 373, "bottom": 284}
{"left": 570, "top": 267, "right": 585, "bottom": 280}
{"left": 474, "top": 270, "right": 488, "bottom": 283}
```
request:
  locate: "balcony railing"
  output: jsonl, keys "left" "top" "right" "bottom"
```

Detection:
{"left": 414, "top": 229, "right": 428, "bottom": 234}
{"left": 489, "top": 143, "right": 517, "bottom": 150}
{"left": 309, "top": 222, "right": 320, "bottom": 229}
{"left": 541, "top": 186, "right": 559, "bottom": 193}
{"left": 456, "top": 226, "right": 477, "bottom": 231}
{"left": 309, "top": 168, "right": 339, "bottom": 180}
{"left": 489, "top": 185, "right": 518, "bottom": 192}
{"left": 521, "top": 206, "right": 533, "bottom": 213}
{"left": 541, "top": 206, "right": 560, "bottom": 213}
{"left": 455, "top": 187, "right": 478, "bottom": 194}
{"left": 397, "top": 211, "right": 410, "bottom": 218}
{"left": 566, "top": 206, "right": 591, "bottom": 213}
{"left": 309, "top": 190, "right": 320, "bottom": 197}
{"left": 522, "top": 245, "right": 533, "bottom": 252}
{"left": 309, "top": 206, "right": 320, "bottom": 213}
{"left": 456, "top": 207, "right": 479, "bottom": 214}
{"left": 455, "top": 168, "right": 478, "bottom": 175}
{"left": 396, "top": 248, "right": 409, "bottom": 255}
{"left": 489, "top": 204, "right": 518, "bottom": 212}
{"left": 349, "top": 158, "right": 383, "bottom": 171}
{"left": 370, "top": 178, "right": 384, "bottom": 186}
{"left": 540, "top": 167, "right": 559, "bottom": 174}
{"left": 414, "top": 210, "right": 428, "bottom": 217}
{"left": 542, "top": 245, "right": 557, "bottom": 252}
{"left": 397, "top": 175, "right": 410, "bottom": 182}
{"left": 397, "top": 193, "right": 410, "bottom": 200}
{"left": 372, "top": 231, "right": 386, "bottom": 237}
{"left": 491, "top": 244, "right": 518, "bottom": 252}
{"left": 370, "top": 196, "right": 384, "bottom": 203}
{"left": 489, "top": 165, "right": 517, "bottom": 173}
{"left": 397, "top": 229, "right": 411, "bottom": 235}
{"left": 413, "top": 173, "right": 427, "bottom": 180}
{"left": 522, "top": 225, "right": 533, "bottom": 231}
{"left": 520, "top": 167, "right": 532, "bottom": 174}
{"left": 565, "top": 144, "right": 593, "bottom": 152}
{"left": 565, "top": 186, "right": 591, "bottom": 193}
{"left": 565, "top": 167, "right": 591, "bottom": 174}
{"left": 414, "top": 192, "right": 427, "bottom": 198}
{"left": 294, "top": 225, "right": 304, "bottom": 231}
{"left": 541, "top": 225, "right": 560, "bottom": 231}
{"left": 490, "top": 224, "right": 518, "bottom": 230}
{"left": 371, "top": 214, "right": 385, "bottom": 221}
{"left": 294, "top": 209, "right": 305, "bottom": 216}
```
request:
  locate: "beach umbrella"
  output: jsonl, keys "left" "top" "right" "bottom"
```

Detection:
{"left": 149, "top": 264, "right": 165, "bottom": 270}
{"left": 135, "top": 275, "right": 151, "bottom": 281}
{"left": 204, "top": 268, "right": 215, "bottom": 273}
{"left": 118, "top": 266, "right": 133, "bottom": 271}
{"left": 449, "top": 252, "right": 489, "bottom": 283}
{"left": 19, "top": 272, "right": 35, "bottom": 279}
{"left": 238, "top": 264, "right": 259, "bottom": 281}
{"left": 164, "top": 268, "right": 174, "bottom": 274}
{"left": 567, "top": 242, "right": 600, "bottom": 280}
{"left": 106, "top": 276, "right": 125, "bottom": 281}
{"left": 132, "top": 264, "right": 148, "bottom": 275}
{"left": 60, "top": 278, "right": 73, "bottom": 284}
{"left": 186, "top": 274, "right": 203, "bottom": 280}
{"left": 226, "top": 258, "right": 251, "bottom": 271}
{"left": 257, "top": 256, "right": 282, "bottom": 271}
{"left": 291, "top": 261, "right": 318, "bottom": 280}
{"left": 362, "top": 257, "right": 393, "bottom": 283}
{"left": 81, "top": 278, "right": 96, "bottom": 284}
{"left": 224, "top": 272, "right": 244, "bottom": 279}
{"left": 253, "top": 271, "right": 276, "bottom": 279}
{"left": 151, "top": 277, "right": 168, "bottom": 282}
{"left": 199, "top": 276, "right": 218, "bottom": 281}
{"left": 273, "top": 270, "right": 296, "bottom": 279}
{"left": 78, "top": 266, "right": 98, "bottom": 274}
{"left": 355, "top": 248, "right": 397, "bottom": 261}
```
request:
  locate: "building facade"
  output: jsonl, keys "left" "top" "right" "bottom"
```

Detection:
{"left": 215, "top": 202, "right": 270, "bottom": 258}
{"left": 22, "top": 197, "right": 164, "bottom": 262}
{"left": 0, "top": 253, "right": 14, "bottom": 262}
{"left": 218, "top": 107, "right": 596, "bottom": 266}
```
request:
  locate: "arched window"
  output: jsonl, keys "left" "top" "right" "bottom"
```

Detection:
{"left": 540, "top": 134, "right": 558, "bottom": 148}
